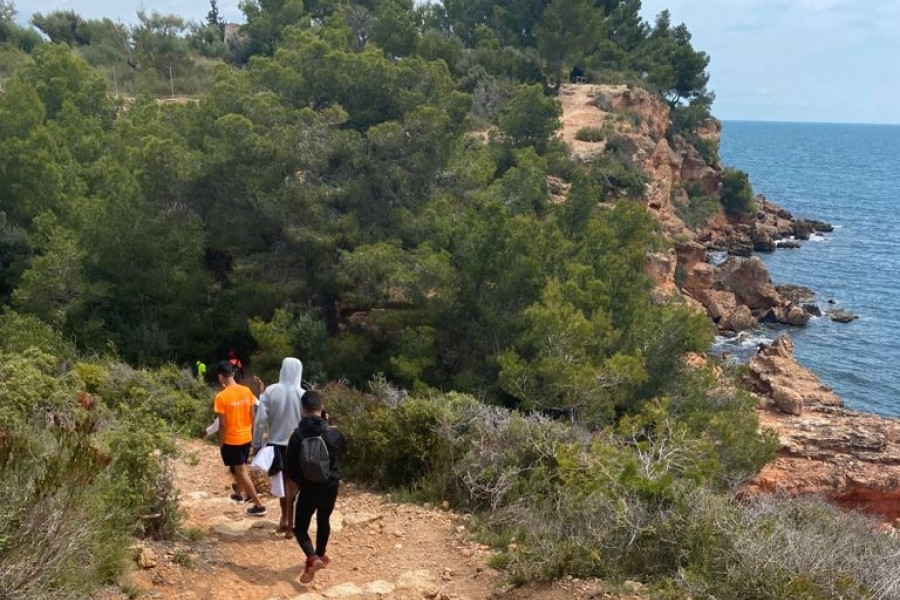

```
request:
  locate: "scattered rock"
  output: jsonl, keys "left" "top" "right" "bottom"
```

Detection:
{"left": 186, "top": 491, "right": 210, "bottom": 500}
{"left": 291, "top": 594, "right": 325, "bottom": 600}
{"left": 364, "top": 580, "right": 396, "bottom": 595}
{"left": 342, "top": 512, "right": 382, "bottom": 528}
{"left": 211, "top": 518, "right": 278, "bottom": 538}
{"left": 828, "top": 309, "right": 858, "bottom": 323}
{"left": 803, "top": 303, "right": 822, "bottom": 317}
{"left": 793, "top": 219, "right": 815, "bottom": 240}
{"left": 322, "top": 583, "right": 364, "bottom": 598}
{"left": 768, "top": 305, "right": 810, "bottom": 327}
{"left": 136, "top": 547, "right": 158, "bottom": 569}
{"left": 772, "top": 385, "right": 804, "bottom": 416}
{"left": 776, "top": 240, "right": 801, "bottom": 249}
{"left": 776, "top": 284, "right": 815, "bottom": 306}
{"left": 441, "top": 500, "right": 450, "bottom": 510}
{"left": 746, "top": 336, "right": 842, "bottom": 409}
{"left": 714, "top": 257, "right": 781, "bottom": 311}
{"left": 396, "top": 570, "right": 439, "bottom": 595}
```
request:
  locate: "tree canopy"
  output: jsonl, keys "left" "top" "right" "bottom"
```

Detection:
{"left": 0, "top": 0, "right": 718, "bottom": 424}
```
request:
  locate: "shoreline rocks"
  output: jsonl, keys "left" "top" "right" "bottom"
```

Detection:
{"left": 746, "top": 335, "right": 843, "bottom": 415}
{"left": 828, "top": 308, "right": 858, "bottom": 323}
{"left": 744, "top": 337, "right": 900, "bottom": 522}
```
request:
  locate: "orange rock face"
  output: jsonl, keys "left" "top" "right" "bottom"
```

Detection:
{"left": 746, "top": 336, "right": 900, "bottom": 521}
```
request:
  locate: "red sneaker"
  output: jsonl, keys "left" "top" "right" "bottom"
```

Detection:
{"left": 320, "top": 555, "right": 330, "bottom": 567}
{"left": 299, "top": 555, "right": 325, "bottom": 583}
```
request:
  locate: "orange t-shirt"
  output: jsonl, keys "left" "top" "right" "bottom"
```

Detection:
{"left": 213, "top": 384, "right": 257, "bottom": 446}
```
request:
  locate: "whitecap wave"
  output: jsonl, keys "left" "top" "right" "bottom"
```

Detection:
{"left": 711, "top": 329, "right": 779, "bottom": 363}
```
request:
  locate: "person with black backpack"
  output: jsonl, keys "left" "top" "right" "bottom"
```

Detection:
{"left": 284, "top": 390, "right": 346, "bottom": 584}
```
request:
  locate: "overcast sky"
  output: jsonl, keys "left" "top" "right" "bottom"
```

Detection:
{"left": 13, "top": 0, "right": 900, "bottom": 124}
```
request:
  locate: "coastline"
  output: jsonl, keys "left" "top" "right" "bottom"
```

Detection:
{"left": 556, "top": 83, "right": 900, "bottom": 521}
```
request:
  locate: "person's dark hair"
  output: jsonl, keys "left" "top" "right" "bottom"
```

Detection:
{"left": 215, "top": 360, "right": 234, "bottom": 377}
{"left": 302, "top": 390, "right": 323, "bottom": 412}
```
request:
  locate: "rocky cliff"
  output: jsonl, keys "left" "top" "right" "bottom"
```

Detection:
{"left": 558, "top": 83, "right": 900, "bottom": 522}
{"left": 746, "top": 337, "right": 900, "bottom": 522}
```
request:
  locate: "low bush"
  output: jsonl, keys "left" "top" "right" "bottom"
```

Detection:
{"left": 0, "top": 411, "right": 127, "bottom": 599}
{"left": 0, "top": 309, "right": 75, "bottom": 358}
{"left": 720, "top": 168, "right": 757, "bottom": 218}
{"left": 674, "top": 182, "right": 719, "bottom": 230}
{"left": 0, "top": 336, "right": 202, "bottom": 597}
{"left": 676, "top": 492, "right": 900, "bottom": 599}
{"left": 574, "top": 126, "right": 605, "bottom": 142}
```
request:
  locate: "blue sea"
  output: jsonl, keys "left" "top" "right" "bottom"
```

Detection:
{"left": 718, "top": 121, "right": 900, "bottom": 417}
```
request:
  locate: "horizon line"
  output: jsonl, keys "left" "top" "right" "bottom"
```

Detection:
{"left": 721, "top": 117, "right": 900, "bottom": 127}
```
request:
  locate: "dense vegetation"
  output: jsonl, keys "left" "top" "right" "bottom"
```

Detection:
{"left": 0, "top": 310, "right": 211, "bottom": 599}
{"left": 2, "top": 1, "right": 891, "bottom": 598}
{"left": 0, "top": 0, "right": 718, "bottom": 420}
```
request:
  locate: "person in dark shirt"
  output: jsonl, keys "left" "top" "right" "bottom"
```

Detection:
{"left": 284, "top": 391, "right": 346, "bottom": 584}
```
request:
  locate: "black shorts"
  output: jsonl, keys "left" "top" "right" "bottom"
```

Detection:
{"left": 221, "top": 443, "right": 251, "bottom": 467}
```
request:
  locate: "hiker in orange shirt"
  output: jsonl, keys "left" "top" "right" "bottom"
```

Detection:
{"left": 213, "top": 360, "right": 266, "bottom": 516}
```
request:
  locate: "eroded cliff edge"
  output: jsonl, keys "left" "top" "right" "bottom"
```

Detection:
{"left": 557, "top": 83, "right": 900, "bottom": 521}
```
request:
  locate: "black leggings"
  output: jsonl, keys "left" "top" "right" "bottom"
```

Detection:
{"left": 293, "top": 483, "right": 339, "bottom": 558}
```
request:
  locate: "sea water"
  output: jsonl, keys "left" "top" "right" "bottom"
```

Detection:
{"left": 719, "top": 121, "right": 900, "bottom": 417}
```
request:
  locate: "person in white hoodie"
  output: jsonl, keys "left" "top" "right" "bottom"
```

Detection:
{"left": 252, "top": 357, "right": 304, "bottom": 533}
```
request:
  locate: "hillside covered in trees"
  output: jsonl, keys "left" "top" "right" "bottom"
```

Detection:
{"left": 4, "top": 1, "right": 899, "bottom": 599}
{"left": 0, "top": 0, "right": 717, "bottom": 414}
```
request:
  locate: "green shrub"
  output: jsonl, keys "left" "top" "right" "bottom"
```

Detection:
{"left": 103, "top": 415, "right": 180, "bottom": 539}
{"left": 720, "top": 168, "right": 757, "bottom": 217}
{"left": 0, "top": 347, "right": 82, "bottom": 423}
{"left": 0, "top": 413, "right": 128, "bottom": 598}
{"left": 88, "top": 361, "right": 212, "bottom": 435}
{"left": 329, "top": 386, "right": 450, "bottom": 490}
{"left": 674, "top": 182, "right": 719, "bottom": 230}
{"left": 249, "top": 306, "right": 329, "bottom": 383}
{"left": 0, "top": 309, "right": 74, "bottom": 358}
{"left": 574, "top": 126, "right": 605, "bottom": 142}
{"left": 676, "top": 492, "right": 900, "bottom": 599}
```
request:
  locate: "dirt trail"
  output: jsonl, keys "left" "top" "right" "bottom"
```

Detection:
{"left": 125, "top": 439, "right": 615, "bottom": 600}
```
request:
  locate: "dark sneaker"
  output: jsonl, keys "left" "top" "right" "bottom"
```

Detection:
{"left": 246, "top": 505, "right": 267, "bottom": 517}
{"left": 299, "top": 555, "right": 324, "bottom": 583}
{"left": 230, "top": 493, "right": 244, "bottom": 502}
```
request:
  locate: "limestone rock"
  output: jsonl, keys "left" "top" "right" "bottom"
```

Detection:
{"left": 746, "top": 335, "right": 842, "bottom": 409}
{"left": 186, "top": 491, "right": 210, "bottom": 500}
{"left": 342, "top": 512, "right": 382, "bottom": 528}
{"left": 776, "top": 284, "right": 815, "bottom": 306}
{"left": 828, "top": 308, "right": 858, "bottom": 323}
{"left": 136, "top": 547, "right": 158, "bottom": 569}
{"left": 714, "top": 257, "right": 781, "bottom": 311}
{"left": 211, "top": 518, "right": 278, "bottom": 538}
{"left": 772, "top": 385, "right": 804, "bottom": 416}
{"left": 323, "top": 583, "right": 364, "bottom": 598}
{"left": 291, "top": 594, "right": 325, "bottom": 600}
{"left": 396, "top": 570, "right": 439, "bottom": 595}
{"left": 364, "top": 581, "right": 396, "bottom": 595}
{"left": 764, "top": 305, "right": 810, "bottom": 327}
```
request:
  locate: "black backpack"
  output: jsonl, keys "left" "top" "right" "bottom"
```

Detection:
{"left": 299, "top": 432, "right": 332, "bottom": 483}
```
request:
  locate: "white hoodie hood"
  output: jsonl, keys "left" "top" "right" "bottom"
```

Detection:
{"left": 252, "top": 357, "right": 305, "bottom": 447}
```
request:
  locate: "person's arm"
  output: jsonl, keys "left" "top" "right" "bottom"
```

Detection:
{"left": 284, "top": 431, "right": 301, "bottom": 484}
{"left": 216, "top": 412, "right": 226, "bottom": 447}
{"left": 252, "top": 393, "right": 268, "bottom": 450}
{"left": 213, "top": 395, "right": 225, "bottom": 448}
{"left": 204, "top": 417, "right": 220, "bottom": 437}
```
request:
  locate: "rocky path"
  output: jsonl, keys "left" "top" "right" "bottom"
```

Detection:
{"left": 124, "top": 439, "right": 624, "bottom": 600}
